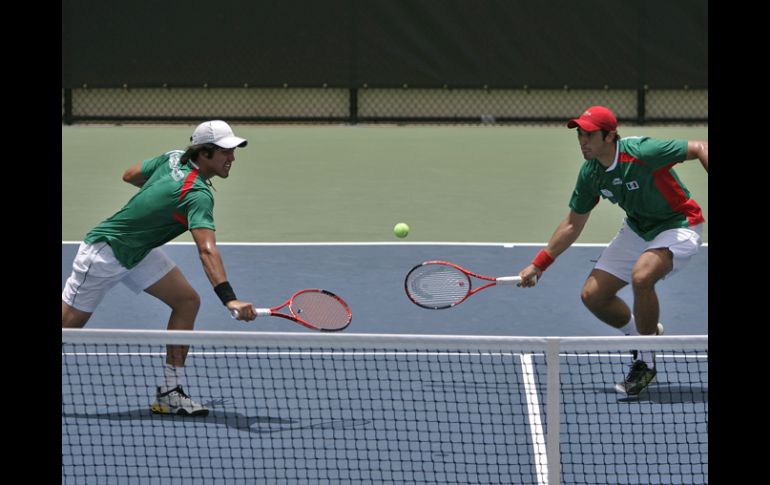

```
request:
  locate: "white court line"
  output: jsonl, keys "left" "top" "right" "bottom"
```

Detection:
{"left": 520, "top": 353, "right": 549, "bottom": 485}
{"left": 61, "top": 240, "right": 599, "bottom": 247}
{"left": 564, "top": 352, "right": 707, "bottom": 359}
{"left": 62, "top": 351, "right": 707, "bottom": 359}
{"left": 62, "top": 240, "right": 707, "bottom": 247}
{"left": 63, "top": 351, "right": 524, "bottom": 357}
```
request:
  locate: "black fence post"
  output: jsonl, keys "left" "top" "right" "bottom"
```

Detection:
{"left": 636, "top": 87, "right": 646, "bottom": 125}
{"left": 349, "top": 88, "right": 358, "bottom": 125}
{"left": 63, "top": 88, "right": 73, "bottom": 125}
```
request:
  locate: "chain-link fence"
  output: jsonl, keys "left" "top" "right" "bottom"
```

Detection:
{"left": 62, "top": 87, "right": 706, "bottom": 125}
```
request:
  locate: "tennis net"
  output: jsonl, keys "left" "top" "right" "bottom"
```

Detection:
{"left": 62, "top": 329, "right": 707, "bottom": 485}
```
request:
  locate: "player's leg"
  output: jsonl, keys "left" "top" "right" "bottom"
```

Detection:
{"left": 580, "top": 269, "right": 629, "bottom": 328}
{"left": 633, "top": 224, "right": 704, "bottom": 334}
{"left": 630, "top": 248, "right": 674, "bottom": 335}
{"left": 125, "top": 248, "right": 207, "bottom": 416}
{"left": 620, "top": 225, "right": 704, "bottom": 396}
{"left": 589, "top": 220, "right": 648, "bottom": 333}
{"left": 122, "top": 248, "right": 199, "bottom": 365}
{"left": 62, "top": 302, "right": 92, "bottom": 328}
{"left": 588, "top": 222, "right": 662, "bottom": 395}
{"left": 144, "top": 269, "right": 207, "bottom": 416}
{"left": 142, "top": 267, "right": 201, "bottom": 365}
{"left": 143, "top": 267, "right": 207, "bottom": 416}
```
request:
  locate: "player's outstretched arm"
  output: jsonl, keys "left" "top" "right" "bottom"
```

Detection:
{"left": 518, "top": 209, "right": 590, "bottom": 287}
{"left": 190, "top": 228, "right": 255, "bottom": 321}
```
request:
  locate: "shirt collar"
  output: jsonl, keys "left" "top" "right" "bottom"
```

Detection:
{"left": 604, "top": 141, "right": 620, "bottom": 172}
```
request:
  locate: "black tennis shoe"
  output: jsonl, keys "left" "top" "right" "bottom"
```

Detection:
{"left": 618, "top": 360, "right": 657, "bottom": 396}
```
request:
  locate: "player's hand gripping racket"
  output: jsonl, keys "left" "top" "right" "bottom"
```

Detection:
{"left": 404, "top": 260, "right": 535, "bottom": 309}
{"left": 230, "top": 288, "right": 352, "bottom": 331}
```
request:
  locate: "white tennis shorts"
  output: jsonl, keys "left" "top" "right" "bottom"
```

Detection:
{"left": 61, "top": 242, "right": 176, "bottom": 313}
{"left": 594, "top": 220, "right": 704, "bottom": 283}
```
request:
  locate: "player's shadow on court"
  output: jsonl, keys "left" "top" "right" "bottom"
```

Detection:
{"left": 62, "top": 407, "right": 371, "bottom": 434}
{"left": 559, "top": 383, "right": 707, "bottom": 404}
{"left": 606, "top": 384, "right": 708, "bottom": 404}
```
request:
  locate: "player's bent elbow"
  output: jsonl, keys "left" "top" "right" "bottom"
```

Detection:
{"left": 196, "top": 245, "right": 218, "bottom": 260}
{"left": 122, "top": 167, "right": 146, "bottom": 186}
{"left": 122, "top": 173, "right": 145, "bottom": 186}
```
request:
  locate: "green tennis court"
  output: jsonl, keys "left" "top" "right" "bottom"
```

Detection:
{"left": 62, "top": 124, "right": 707, "bottom": 244}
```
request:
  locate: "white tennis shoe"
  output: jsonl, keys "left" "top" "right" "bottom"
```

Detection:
{"left": 150, "top": 386, "right": 209, "bottom": 416}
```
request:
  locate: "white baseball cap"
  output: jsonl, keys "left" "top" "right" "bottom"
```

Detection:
{"left": 190, "top": 120, "right": 248, "bottom": 148}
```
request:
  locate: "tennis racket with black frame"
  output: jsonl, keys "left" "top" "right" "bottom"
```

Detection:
{"left": 230, "top": 288, "right": 352, "bottom": 331}
{"left": 404, "top": 260, "right": 534, "bottom": 310}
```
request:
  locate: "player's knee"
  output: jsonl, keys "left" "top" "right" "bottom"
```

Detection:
{"left": 630, "top": 270, "right": 657, "bottom": 290}
{"left": 580, "top": 286, "right": 602, "bottom": 311}
{"left": 187, "top": 291, "right": 201, "bottom": 312}
{"left": 174, "top": 289, "right": 201, "bottom": 314}
{"left": 62, "top": 302, "right": 91, "bottom": 328}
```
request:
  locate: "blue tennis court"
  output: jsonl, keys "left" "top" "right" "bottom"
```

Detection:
{"left": 62, "top": 331, "right": 707, "bottom": 485}
{"left": 62, "top": 242, "right": 707, "bottom": 484}
{"left": 60, "top": 242, "right": 708, "bottom": 336}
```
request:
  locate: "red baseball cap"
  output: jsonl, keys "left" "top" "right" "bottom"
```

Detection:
{"left": 567, "top": 106, "right": 617, "bottom": 131}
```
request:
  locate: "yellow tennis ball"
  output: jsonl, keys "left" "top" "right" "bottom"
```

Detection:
{"left": 394, "top": 222, "right": 410, "bottom": 238}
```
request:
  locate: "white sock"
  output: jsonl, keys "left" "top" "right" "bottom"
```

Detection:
{"left": 618, "top": 315, "right": 640, "bottom": 336}
{"left": 619, "top": 316, "right": 658, "bottom": 366}
{"left": 161, "top": 364, "right": 184, "bottom": 393}
{"left": 636, "top": 323, "right": 659, "bottom": 367}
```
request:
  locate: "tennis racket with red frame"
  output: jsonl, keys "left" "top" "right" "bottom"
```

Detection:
{"left": 404, "top": 260, "right": 534, "bottom": 310}
{"left": 230, "top": 288, "right": 352, "bottom": 331}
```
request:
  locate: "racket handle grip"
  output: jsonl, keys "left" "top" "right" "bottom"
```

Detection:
{"left": 230, "top": 308, "right": 271, "bottom": 319}
{"left": 497, "top": 275, "right": 537, "bottom": 285}
{"left": 496, "top": 276, "right": 523, "bottom": 285}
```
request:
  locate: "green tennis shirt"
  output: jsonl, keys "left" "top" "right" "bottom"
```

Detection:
{"left": 84, "top": 150, "right": 215, "bottom": 268}
{"left": 569, "top": 137, "right": 704, "bottom": 241}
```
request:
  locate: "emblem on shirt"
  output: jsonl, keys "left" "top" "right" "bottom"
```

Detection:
{"left": 600, "top": 189, "right": 615, "bottom": 198}
{"left": 612, "top": 178, "right": 623, "bottom": 185}
{"left": 625, "top": 181, "right": 639, "bottom": 190}
{"left": 168, "top": 151, "right": 185, "bottom": 182}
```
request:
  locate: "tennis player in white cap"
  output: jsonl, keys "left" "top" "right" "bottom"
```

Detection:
{"left": 62, "top": 120, "right": 257, "bottom": 416}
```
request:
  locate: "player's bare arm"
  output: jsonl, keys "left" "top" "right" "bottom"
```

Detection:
{"left": 519, "top": 209, "right": 591, "bottom": 286}
{"left": 687, "top": 140, "right": 708, "bottom": 173}
{"left": 544, "top": 209, "right": 591, "bottom": 259}
{"left": 122, "top": 162, "right": 149, "bottom": 187}
{"left": 191, "top": 228, "right": 256, "bottom": 320}
{"left": 191, "top": 228, "right": 228, "bottom": 285}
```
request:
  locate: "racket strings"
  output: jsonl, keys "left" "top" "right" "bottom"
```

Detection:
{"left": 406, "top": 265, "right": 469, "bottom": 308}
{"left": 290, "top": 291, "right": 351, "bottom": 330}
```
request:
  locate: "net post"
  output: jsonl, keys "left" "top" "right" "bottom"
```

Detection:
{"left": 546, "top": 337, "right": 561, "bottom": 485}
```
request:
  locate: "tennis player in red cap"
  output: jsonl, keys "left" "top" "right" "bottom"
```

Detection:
{"left": 517, "top": 106, "right": 708, "bottom": 396}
